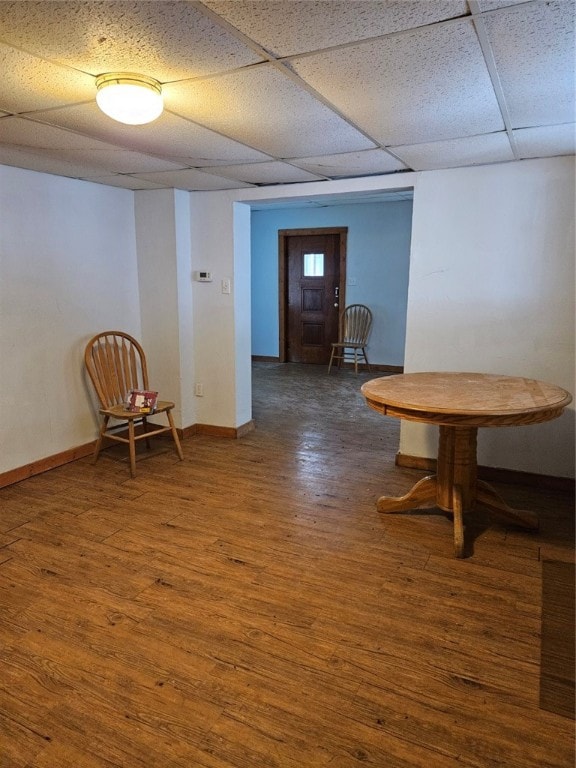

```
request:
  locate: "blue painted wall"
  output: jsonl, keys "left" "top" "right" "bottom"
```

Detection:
{"left": 251, "top": 201, "right": 413, "bottom": 366}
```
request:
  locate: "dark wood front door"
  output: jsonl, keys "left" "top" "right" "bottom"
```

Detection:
{"left": 280, "top": 229, "right": 345, "bottom": 364}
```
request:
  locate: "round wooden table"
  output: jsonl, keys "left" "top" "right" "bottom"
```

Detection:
{"left": 361, "top": 372, "right": 572, "bottom": 557}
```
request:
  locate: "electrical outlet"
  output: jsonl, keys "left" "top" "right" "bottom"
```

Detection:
{"left": 195, "top": 383, "right": 204, "bottom": 397}
{"left": 221, "top": 279, "right": 231, "bottom": 294}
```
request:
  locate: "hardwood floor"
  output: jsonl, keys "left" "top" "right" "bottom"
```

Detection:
{"left": 1, "top": 362, "right": 574, "bottom": 768}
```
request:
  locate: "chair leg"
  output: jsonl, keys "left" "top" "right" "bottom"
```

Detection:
{"left": 93, "top": 415, "right": 110, "bottom": 464}
{"left": 142, "top": 416, "right": 152, "bottom": 451}
{"left": 363, "top": 348, "right": 371, "bottom": 373}
{"left": 354, "top": 348, "right": 359, "bottom": 375}
{"left": 328, "top": 346, "right": 336, "bottom": 373}
{"left": 167, "top": 410, "right": 184, "bottom": 461}
{"left": 128, "top": 419, "right": 137, "bottom": 478}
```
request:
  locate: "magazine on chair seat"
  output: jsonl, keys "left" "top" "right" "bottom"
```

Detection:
{"left": 126, "top": 389, "right": 158, "bottom": 413}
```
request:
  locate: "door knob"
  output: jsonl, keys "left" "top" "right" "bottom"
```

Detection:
{"left": 334, "top": 302, "right": 339, "bottom": 308}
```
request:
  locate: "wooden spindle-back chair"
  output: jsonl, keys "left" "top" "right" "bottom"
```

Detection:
{"left": 327, "top": 304, "right": 373, "bottom": 374}
{"left": 84, "top": 331, "right": 184, "bottom": 477}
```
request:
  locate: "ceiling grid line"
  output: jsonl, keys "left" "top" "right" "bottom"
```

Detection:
{"left": 468, "top": 0, "right": 520, "bottom": 159}
{"left": 0, "top": 0, "right": 571, "bottom": 190}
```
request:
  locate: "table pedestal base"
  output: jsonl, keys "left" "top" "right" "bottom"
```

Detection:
{"left": 376, "top": 426, "right": 539, "bottom": 558}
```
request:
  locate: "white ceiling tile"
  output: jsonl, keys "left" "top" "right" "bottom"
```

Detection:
{"left": 34, "top": 103, "right": 272, "bottom": 164}
{"left": 79, "top": 174, "right": 168, "bottom": 190}
{"left": 0, "top": 117, "right": 186, "bottom": 174}
{"left": 391, "top": 132, "right": 514, "bottom": 170}
{"left": 200, "top": 161, "right": 324, "bottom": 184}
{"left": 0, "top": 43, "right": 95, "bottom": 113}
{"left": 476, "top": 0, "right": 532, "bottom": 11}
{"left": 0, "top": 1, "right": 263, "bottom": 81}
{"left": 291, "top": 19, "right": 504, "bottom": 146}
{"left": 0, "top": 116, "right": 113, "bottom": 150}
{"left": 290, "top": 149, "right": 408, "bottom": 177}
{"left": 513, "top": 124, "right": 576, "bottom": 159}
{"left": 204, "top": 0, "right": 468, "bottom": 57}
{"left": 72, "top": 150, "right": 185, "bottom": 175}
{"left": 0, "top": 0, "right": 571, "bottom": 185}
{"left": 129, "top": 168, "right": 255, "bottom": 191}
{"left": 164, "top": 64, "right": 376, "bottom": 157}
{"left": 482, "top": 1, "right": 575, "bottom": 128}
{"left": 0, "top": 144, "right": 98, "bottom": 179}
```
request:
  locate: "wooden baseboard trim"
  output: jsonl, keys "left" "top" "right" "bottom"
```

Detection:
{"left": 252, "top": 355, "right": 280, "bottom": 363}
{"left": 363, "top": 364, "right": 403, "bottom": 373}
{"left": 396, "top": 454, "right": 436, "bottom": 472}
{"left": 396, "top": 452, "right": 575, "bottom": 493}
{"left": 252, "top": 358, "right": 402, "bottom": 374}
{"left": 236, "top": 420, "right": 256, "bottom": 438}
{"left": 0, "top": 443, "right": 95, "bottom": 489}
{"left": 0, "top": 421, "right": 257, "bottom": 489}
{"left": 331, "top": 363, "right": 403, "bottom": 373}
{"left": 193, "top": 420, "right": 255, "bottom": 439}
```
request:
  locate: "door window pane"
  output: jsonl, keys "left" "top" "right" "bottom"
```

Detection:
{"left": 303, "top": 253, "right": 324, "bottom": 276}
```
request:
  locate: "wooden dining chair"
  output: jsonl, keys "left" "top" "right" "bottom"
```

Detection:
{"left": 328, "top": 304, "right": 373, "bottom": 374}
{"left": 84, "top": 331, "right": 184, "bottom": 477}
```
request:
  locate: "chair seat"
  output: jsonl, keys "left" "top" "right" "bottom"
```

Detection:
{"left": 331, "top": 341, "right": 364, "bottom": 349}
{"left": 99, "top": 400, "right": 179, "bottom": 449}
{"left": 100, "top": 400, "right": 175, "bottom": 420}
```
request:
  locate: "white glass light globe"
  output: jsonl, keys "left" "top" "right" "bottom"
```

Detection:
{"left": 96, "top": 74, "right": 163, "bottom": 125}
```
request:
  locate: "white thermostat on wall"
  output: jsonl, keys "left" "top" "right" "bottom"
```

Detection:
{"left": 194, "top": 271, "right": 213, "bottom": 282}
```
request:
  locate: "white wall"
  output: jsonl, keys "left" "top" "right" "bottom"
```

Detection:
{"left": 186, "top": 159, "right": 574, "bottom": 478}
{"left": 233, "top": 202, "right": 253, "bottom": 427}
{"left": 188, "top": 191, "right": 240, "bottom": 427}
{"left": 1, "top": 157, "right": 573, "bottom": 479}
{"left": 134, "top": 188, "right": 195, "bottom": 428}
{"left": 402, "top": 157, "right": 575, "bottom": 477}
{"left": 174, "top": 189, "right": 197, "bottom": 429}
{"left": 0, "top": 166, "right": 140, "bottom": 474}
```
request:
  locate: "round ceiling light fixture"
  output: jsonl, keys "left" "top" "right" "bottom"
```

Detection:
{"left": 95, "top": 72, "right": 163, "bottom": 125}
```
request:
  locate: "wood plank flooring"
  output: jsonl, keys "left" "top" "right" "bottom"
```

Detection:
{"left": 1, "top": 361, "right": 574, "bottom": 768}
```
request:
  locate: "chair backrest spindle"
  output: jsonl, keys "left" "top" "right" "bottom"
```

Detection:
{"left": 85, "top": 331, "right": 148, "bottom": 409}
{"left": 340, "top": 304, "right": 372, "bottom": 345}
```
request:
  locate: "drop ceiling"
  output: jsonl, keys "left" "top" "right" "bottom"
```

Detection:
{"left": 0, "top": 0, "right": 573, "bottom": 192}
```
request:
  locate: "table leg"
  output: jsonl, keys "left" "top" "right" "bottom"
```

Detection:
{"left": 453, "top": 484, "right": 465, "bottom": 558}
{"left": 375, "top": 425, "right": 539, "bottom": 556}
{"left": 376, "top": 426, "right": 476, "bottom": 515}
{"left": 377, "top": 475, "right": 437, "bottom": 512}
{"left": 436, "top": 426, "right": 477, "bottom": 513}
{"left": 476, "top": 480, "right": 539, "bottom": 530}
{"left": 436, "top": 426, "right": 475, "bottom": 557}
